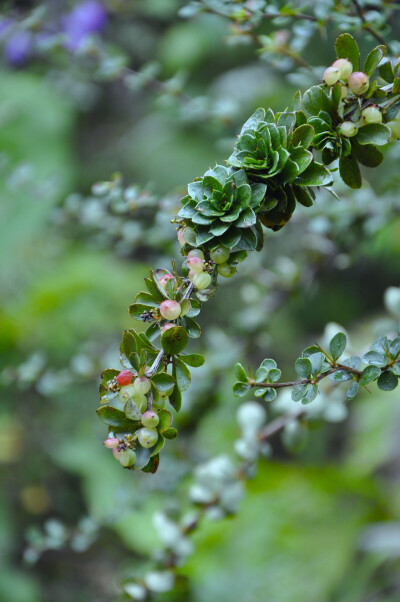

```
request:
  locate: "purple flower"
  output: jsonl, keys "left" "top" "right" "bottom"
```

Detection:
{"left": 0, "top": 18, "right": 14, "bottom": 40}
{"left": 4, "top": 31, "right": 32, "bottom": 66}
{"left": 64, "top": 1, "right": 107, "bottom": 51}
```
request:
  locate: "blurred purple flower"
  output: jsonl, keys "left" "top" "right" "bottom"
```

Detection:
{"left": 64, "top": 1, "right": 107, "bottom": 51}
{"left": 4, "top": 31, "right": 33, "bottom": 66}
{"left": 0, "top": 18, "right": 14, "bottom": 40}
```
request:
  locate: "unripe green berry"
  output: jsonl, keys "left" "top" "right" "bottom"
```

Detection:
{"left": 141, "top": 410, "right": 159, "bottom": 428}
{"left": 332, "top": 58, "right": 353, "bottom": 80}
{"left": 340, "top": 121, "right": 358, "bottom": 137}
{"left": 323, "top": 66, "right": 340, "bottom": 86}
{"left": 187, "top": 256, "right": 204, "bottom": 274}
{"left": 348, "top": 71, "right": 369, "bottom": 95}
{"left": 153, "top": 397, "right": 166, "bottom": 410}
{"left": 133, "top": 376, "right": 151, "bottom": 396}
{"left": 210, "top": 245, "right": 230, "bottom": 264}
{"left": 387, "top": 119, "right": 400, "bottom": 139}
{"left": 217, "top": 263, "right": 237, "bottom": 278}
{"left": 362, "top": 106, "right": 382, "bottom": 124}
{"left": 119, "top": 384, "right": 136, "bottom": 403}
{"left": 187, "top": 249, "right": 205, "bottom": 260}
{"left": 119, "top": 448, "right": 136, "bottom": 467}
{"left": 160, "top": 300, "right": 181, "bottom": 320}
{"left": 340, "top": 85, "right": 348, "bottom": 99}
{"left": 192, "top": 272, "right": 212, "bottom": 290}
{"left": 138, "top": 427, "right": 158, "bottom": 448}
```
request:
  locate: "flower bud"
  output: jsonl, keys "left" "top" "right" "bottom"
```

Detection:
{"left": 187, "top": 249, "right": 205, "bottom": 260}
{"left": 141, "top": 411, "right": 160, "bottom": 428}
{"left": 116, "top": 369, "right": 133, "bottom": 386}
{"left": 348, "top": 71, "right": 369, "bottom": 95}
{"left": 103, "top": 437, "right": 119, "bottom": 449}
{"left": 362, "top": 106, "right": 382, "bottom": 124}
{"left": 210, "top": 245, "right": 230, "bottom": 264}
{"left": 133, "top": 376, "right": 151, "bottom": 395}
{"left": 159, "top": 274, "right": 175, "bottom": 289}
{"left": 138, "top": 427, "right": 158, "bottom": 448}
{"left": 340, "top": 121, "right": 358, "bottom": 137}
{"left": 323, "top": 66, "right": 340, "bottom": 86}
{"left": 177, "top": 228, "right": 185, "bottom": 246}
{"left": 332, "top": 58, "right": 353, "bottom": 80}
{"left": 387, "top": 119, "right": 400, "bottom": 140}
{"left": 217, "top": 263, "right": 237, "bottom": 278}
{"left": 119, "top": 448, "right": 136, "bottom": 467}
{"left": 160, "top": 300, "right": 181, "bottom": 320}
{"left": 187, "top": 256, "right": 204, "bottom": 274}
{"left": 192, "top": 272, "right": 212, "bottom": 290}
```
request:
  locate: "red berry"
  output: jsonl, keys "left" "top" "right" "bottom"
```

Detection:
{"left": 117, "top": 370, "right": 133, "bottom": 386}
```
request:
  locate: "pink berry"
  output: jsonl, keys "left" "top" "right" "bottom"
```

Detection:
{"left": 187, "top": 249, "right": 205, "bottom": 260}
{"left": 161, "top": 322, "right": 175, "bottom": 332}
{"left": 177, "top": 229, "right": 185, "bottom": 246}
{"left": 160, "top": 300, "right": 181, "bottom": 320}
{"left": 141, "top": 411, "right": 159, "bottom": 428}
{"left": 187, "top": 256, "right": 204, "bottom": 274}
{"left": 159, "top": 274, "right": 175, "bottom": 289}
{"left": 104, "top": 437, "right": 119, "bottom": 449}
{"left": 348, "top": 72, "right": 369, "bottom": 95}
{"left": 116, "top": 370, "right": 133, "bottom": 386}
{"left": 332, "top": 58, "right": 353, "bottom": 80}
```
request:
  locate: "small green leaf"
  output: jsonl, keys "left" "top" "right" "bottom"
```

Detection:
{"left": 263, "top": 388, "right": 277, "bottom": 402}
{"left": 173, "top": 357, "right": 191, "bottom": 392}
{"left": 295, "top": 357, "right": 312, "bottom": 379}
{"left": 132, "top": 446, "right": 151, "bottom": 470}
{"left": 163, "top": 427, "right": 178, "bottom": 440}
{"left": 346, "top": 381, "right": 359, "bottom": 400}
{"left": 292, "top": 384, "right": 307, "bottom": 402}
{"left": 169, "top": 384, "right": 182, "bottom": 412}
{"left": 129, "top": 303, "right": 154, "bottom": 321}
{"left": 268, "top": 368, "right": 281, "bottom": 383}
{"left": 96, "top": 406, "right": 140, "bottom": 431}
{"left": 339, "top": 153, "right": 361, "bottom": 189}
{"left": 377, "top": 370, "right": 398, "bottom": 391}
{"left": 151, "top": 372, "right": 175, "bottom": 395}
{"left": 301, "top": 384, "right": 319, "bottom": 404}
{"left": 179, "top": 353, "right": 205, "bottom": 367}
{"left": 335, "top": 33, "right": 360, "bottom": 71}
{"left": 121, "top": 330, "right": 136, "bottom": 359}
{"left": 356, "top": 123, "right": 391, "bottom": 146}
{"left": 124, "top": 399, "right": 142, "bottom": 421}
{"left": 295, "top": 162, "right": 332, "bottom": 186}
{"left": 157, "top": 409, "right": 172, "bottom": 432}
{"left": 359, "top": 365, "right": 381, "bottom": 386}
{"left": 352, "top": 141, "right": 384, "bottom": 167}
{"left": 181, "top": 316, "right": 201, "bottom": 338}
{"left": 234, "top": 363, "right": 248, "bottom": 383}
{"left": 233, "top": 382, "right": 251, "bottom": 397}
{"left": 161, "top": 326, "right": 188, "bottom": 355}
{"left": 291, "top": 124, "right": 315, "bottom": 148}
{"left": 141, "top": 454, "right": 159, "bottom": 474}
{"left": 330, "top": 332, "right": 347, "bottom": 361}
{"left": 363, "top": 45, "right": 386, "bottom": 77}
{"left": 379, "top": 59, "right": 394, "bottom": 83}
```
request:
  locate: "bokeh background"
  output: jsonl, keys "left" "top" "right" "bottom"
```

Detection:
{"left": 1, "top": 1, "right": 400, "bottom": 600}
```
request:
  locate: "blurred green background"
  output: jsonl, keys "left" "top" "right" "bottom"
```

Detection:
{"left": 1, "top": 1, "right": 400, "bottom": 601}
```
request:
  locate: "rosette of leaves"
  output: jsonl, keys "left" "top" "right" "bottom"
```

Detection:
{"left": 178, "top": 165, "right": 267, "bottom": 251}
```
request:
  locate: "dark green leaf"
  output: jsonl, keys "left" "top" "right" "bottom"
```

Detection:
{"left": 339, "top": 153, "right": 361, "bottom": 189}
{"left": 346, "top": 381, "right": 359, "bottom": 400}
{"left": 295, "top": 357, "right": 312, "bottom": 379}
{"left": 356, "top": 123, "right": 391, "bottom": 146}
{"left": 129, "top": 303, "right": 155, "bottom": 321}
{"left": 234, "top": 363, "right": 248, "bottom": 383}
{"left": 377, "top": 370, "right": 398, "bottom": 391}
{"left": 233, "top": 382, "right": 251, "bottom": 397}
{"left": 181, "top": 316, "right": 201, "bottom": 338}
{"left": 379, "top": 59, "right": 394, "bottom": 83}
{"left": 301, "top": 384, "right": 319, "bottom": 404}
{"left": 359, "top": 365, "right": 381, "bottom": 386}
{"left": 173, "top": 357, "right": 191, "bottom": 391}
{"left": 96, "top": 406, "right": 140, "bottom": 431}
{"left": 151, "top": 372, "right": 175, "bottom": 395}
{"left": 161, "top": 326, "right": 188, "bottom": 355}
{"left": 296, "top": 162, "right": 332, "bottom": 186}
{"left": 163, "top": 427, "right": 178, "bottom": 440}
{"left": 121, "top": 330, "right": 136, "bottom": 359}
{"left": 352, "top": 141, "right": 384, "bottom": 167}
{"left": 157, "top": 409, "right": 172, "bottom": 432}
{"left": 169, "top": 383, "right": 182, "bottom": 412}
{"left": 363, "top": 45, "right": 386, "bottom": 77}
{"left": 330, "top": 332, "right": 347, "bottom": 361}
{"left": 179, "top": 353, "right": 205, "bottom": 367}
{"left": 335, "top": 33, "right": 360, "bottom": 71}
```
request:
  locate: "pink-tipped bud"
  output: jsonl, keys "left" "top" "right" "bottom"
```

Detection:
{"left": 161, "top": 322, "right": 175, "bottom": 333}
{"left": 187, "top": 256, "right": 204, "bottom": 274}
{"left": 159, "top": 274, "right": 175, "bottom": 289}
{"left": 116, "top": 370, "right": 133, "bottom": 386}
{"left": 332, "top": 58, "right": 353, "bottom": 80}
{"left": 323, "top": 66, "right": 340, "bottom": 86}
{"left": 348, "top": 72, "right": 369, "bottom": 95}
{"left": 160, "top": 300, "right": 181, "bottom": 320}
{"left": 177, "top": 228, "right": 185, "bottom": 246}
{"left": 104, "top": 437, "right": 119, "bottom": 449}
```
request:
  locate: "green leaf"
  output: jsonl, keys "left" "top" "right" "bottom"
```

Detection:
{"left": 301, "top": 384, "right": 319, "bottom": 404}
{"left": 352, "top": 141, "right": 383, "bottom": 167}
{"left": 145, "top": 276, "right": 166, "bottom": 301}
{"left": 377, "top": 370, "right": 398, "bottom": 391}
{"left": 295, "top": 357, "right": 312, "bottom": 379}
{"left": 151, "top": 372, "right": 175, "bottom": 395}
{"left": 157, "top": 409, "right": 172, "bottom": 432}
{"left": 237, "top": 227, "right": 257, "bottom": 251}
{"left": 359, "top": 365, "right": 381, "bottom": 386}
{"left": 302, "top": 86, "right": 332, "bottom": 116}
{"left": 339, "top": 153, "right": 361, "bottom": 189}
{"left": 263, "top": 388, "right": 277, "bottom": 402}
{"left": 335, "top": 33, "right": 360, "bottom": 71}
{"left": 330, "top": 370, "right": 353, "bottom": 383}
{"left": 346, "top": 381, "right": 359, "bottom": 400}
{"left": 141, "top": 454, "right": 159, "bottom": 474}
{"left": 292, "top": 384, "right": 307, "bottom": 402}
{"left": 132, "top": 446, "right": 151, "bottom": 470}
{"left": 173, "top": 357, "right": 191, "bottom": 392}
{"left": 234, "top": 362, "right": 248, "bottom": 383}
{"left": 330, "top": 332, "right": 347, "bottom": 361}
{"left": 363, "top": 45, "right": 386, "bottom": 77}
{"left": 121, "top": 330, "right": 136, "bottom": 359}
{"left": 169, "top": 384, "right": 182, "bottom": 412}
{"left": 233, "top": 382, "right": 251, "bottom": 397}
{"left": 356, "top": 123, "right": 391, "bottom": 146}
{"left": 181, "top": 316, "right": 201, "bottom": 338}
{"left": 129, "top": 303, "right": 154, "bottom": 320}
{"left": 96, "top": 406, "right": 140, "bottom": 431}
{"left": 179, "top": 353, "right": 205, "bottom": 367}
{"left": 99, "top": 368, "right": 120, "bottom": 396}
{"left": 163, "top": 427, "right": 178, "bottom": 440}
{"left": 135, "top": 291, "right": 160, "bottom": 307}
{"left": 124, "top": 399, "right": 142, "bottom": 421}
{"left": 268, "top": 368, "right": 281, "bottom": 383}
{"left": 291, "top": 124, "right": 315, "bottom": 148}
{"left": 161, "top": 326, "right": 188, "bottom": 355}
{"left": 296, "top": 162, "right": 332, "bottom": 186}
{"left": 379, "top": 59, "right": 394, "bottom": 83}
